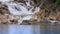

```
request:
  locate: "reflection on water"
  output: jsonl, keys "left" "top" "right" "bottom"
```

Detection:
{"left": 0, "top": 24, "right": 60, "bottom": 34}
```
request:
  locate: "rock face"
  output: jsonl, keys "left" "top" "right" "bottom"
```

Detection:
{"left": 0, "top": 4, "right": 10, "bottom": 15}
{"left": 0, "top": 2, "right": 19, "bottom": 24}
{"left": 34, "top": 9, "right": 60, "bottom": 24}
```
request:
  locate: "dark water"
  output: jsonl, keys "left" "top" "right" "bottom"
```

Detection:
{"left": 40, "top": 23, "right": 60, "bottom": 34}
{"left": 0, "top": 24, "right": 60, "bottom": 34}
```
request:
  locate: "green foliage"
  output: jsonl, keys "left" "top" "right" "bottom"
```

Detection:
{"left": 35, "top": 0, "right": 44, "bottom": 7}
{"left": 36, "top": 0, "right": 42, "bottom": 7}
{"left": 55, "top": 0, "right": 60, "bottom": 7}
{"left": 53, "top": 0, "right": 60, "bottom": 12}
{"left": 33, "top": 0, "right": 60, "bottom": 11}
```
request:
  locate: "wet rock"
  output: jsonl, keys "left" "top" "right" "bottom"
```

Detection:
{"left": 20, "top": 20, "right": 31, "bottom": 25}
{"left": 10, "top": 19, "right": 18, "bottom": 24}
{"left": 14, "top": 0, "right": 25, "bottom": 3}
{"left": 0, "top": 4, "right": 10, "bottom": 15}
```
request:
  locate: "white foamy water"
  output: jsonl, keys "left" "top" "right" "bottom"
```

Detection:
{"left": 0, "top": 0, "right": 13, "bottom": 2}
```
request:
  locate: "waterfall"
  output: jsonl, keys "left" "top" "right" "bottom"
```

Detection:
{"left": 0, "top": 0, "right": 14, "bottom": 2}
{"left": 0, "top": 0, "right": 40, "bottom": 24}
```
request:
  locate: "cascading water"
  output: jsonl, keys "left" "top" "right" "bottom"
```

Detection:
{"left": 0, "top": 0, "right": 40, "bottom": 24}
